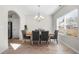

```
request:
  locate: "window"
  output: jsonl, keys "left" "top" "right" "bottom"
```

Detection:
{"left": 57, "top": 9, "right": 79, "bottom": 37}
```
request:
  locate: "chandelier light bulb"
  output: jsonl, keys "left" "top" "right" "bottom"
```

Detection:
{"left": 34, "top": 5, "right": 45, "bottom": 22}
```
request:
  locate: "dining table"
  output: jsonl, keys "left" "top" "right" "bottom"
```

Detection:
{"left": 26, "top": 32, "right": 54, "bottom": 39}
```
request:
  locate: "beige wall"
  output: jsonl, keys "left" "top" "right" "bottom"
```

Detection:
{"left": 0, "top": 6, "right": 8, "bottom": 53}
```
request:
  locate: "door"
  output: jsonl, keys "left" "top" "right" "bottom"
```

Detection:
{"left": 8, "top": 22, "right": 12, "bottom": 39}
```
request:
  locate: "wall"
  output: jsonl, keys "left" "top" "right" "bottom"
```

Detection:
{"left": 52, "top": 5, "right": 79, "bottom": 53}
{"left": 2, "top": 5, "right": 53, "bottom": 39}
{"left": 0, "top": 6, "right": 8, "bottom": 53}
{"left": 25, "top": 15, "right": 53, "bottom": 33}
{"left": 4, "top": 6, "right": 27, "bottom": 39}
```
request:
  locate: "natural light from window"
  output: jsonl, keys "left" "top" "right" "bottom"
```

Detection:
{"left": 10, "top": 43, "right": 21, "bottom": 50}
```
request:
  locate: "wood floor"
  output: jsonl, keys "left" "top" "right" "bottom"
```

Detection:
{"left": 2, "top": 39, "right": 76, "bottom": 54}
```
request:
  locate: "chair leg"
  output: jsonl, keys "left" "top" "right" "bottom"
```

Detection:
{"left": 40, "top": 41, "right": 41, "bottom": 44}
{"left": 49, "top": 39, "right": 51, "bottom": 43}
{"left": 47, "top": 41, "right": 49, "bottom": 45}
{"left": 23, "top": 40, "right": 26, "bottom": 43}
{"left": 31, "top": 41, "right": 33, "bottom": 45}
{"left": 54, "top": 39, "right": 55, "bottom": 42}
{"left": 56, "top": 39, "right": 58, "bottom": 44}
{"left": 30, "top": 40, "right": 31, "bottom": 44}
{"left": 38, "top": 41, "right": 39, "bottom": 45}
{"left": 30, "top": 40, "right": 32, "bottom": 45}
{"left": 46, "top": 41, "right": 47, "bottom": 44}
{"left": 22, "top": 40, "right": 25, "bottom": 43}
{"left": 40, "top": 41, "right": 42, "bottom": 45}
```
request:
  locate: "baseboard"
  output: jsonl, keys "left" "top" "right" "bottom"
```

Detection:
{"left": 60, "top": 40, "right": 79, "bottom": 54}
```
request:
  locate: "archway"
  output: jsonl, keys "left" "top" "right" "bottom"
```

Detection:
{"left": 8, "top": 10, "right": 20, "bottom": 39}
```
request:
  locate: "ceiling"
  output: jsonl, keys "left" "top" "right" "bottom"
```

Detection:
{"left": 22, "top": 5, "right": 61, "bottom": 16}
{"left": 25, "top": 5, "right": 61, "bottom": 16}
{"left": 8, "top": 5, "right": 62, "bottom": 16}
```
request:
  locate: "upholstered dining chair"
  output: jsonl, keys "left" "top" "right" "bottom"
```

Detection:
{"left": 50, "top": 30, "right": 58, "bottom": 44}
{"left": 40, "top": 31, "right": 49, "bottom": 44}
{"left": 32, "top": 30, "right": 40, "bottom": 45}
{"left": 21, "top": 30, "right": 30, "bottom": 43}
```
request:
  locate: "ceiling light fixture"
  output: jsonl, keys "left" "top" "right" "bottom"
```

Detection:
{"left": 34, "top": 5, "right": 45, "bottom": 22}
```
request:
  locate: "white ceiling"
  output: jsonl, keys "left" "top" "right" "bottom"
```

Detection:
{"left": 23, "top": 5, "right": 61, "bottom": 16}
{"left": 8, "top": 5, "right": 61, "bottom": 16}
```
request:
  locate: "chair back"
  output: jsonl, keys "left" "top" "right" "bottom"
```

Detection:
{"left": 32, "top": 31, "right": 39, "bottom": 41}
{"left": 21, "top": 30, "right": 26, "bottom": 38}
{"left": 40, "top": 31, "right": 49, "bottom": 41}
{"left": 54, "top": 30, "right": 58, "bottom": 39}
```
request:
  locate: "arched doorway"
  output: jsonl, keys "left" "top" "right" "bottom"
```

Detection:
{"left": 8, "top": 10, "right": 20, "bottom": 39}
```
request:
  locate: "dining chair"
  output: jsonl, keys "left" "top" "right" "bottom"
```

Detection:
{"left": 32, "top": 30, "right": 40, "bottom": 45}
{"left": 50, "top": 30, "right": 58, "bottom": 44}
{"left": 40, "top": 31, "right": 49, "bottom": 44}
{"left": 21, "top": 30, "right": 30, "bottom": 43}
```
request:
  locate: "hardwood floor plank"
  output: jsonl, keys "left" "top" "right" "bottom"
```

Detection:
{"left": 2, "top": 39, "right": 76, "bottom": 54}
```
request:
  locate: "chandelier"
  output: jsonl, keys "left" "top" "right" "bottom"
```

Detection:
{"left": 34, "top": 5, "right": 45, "bottom": 22}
